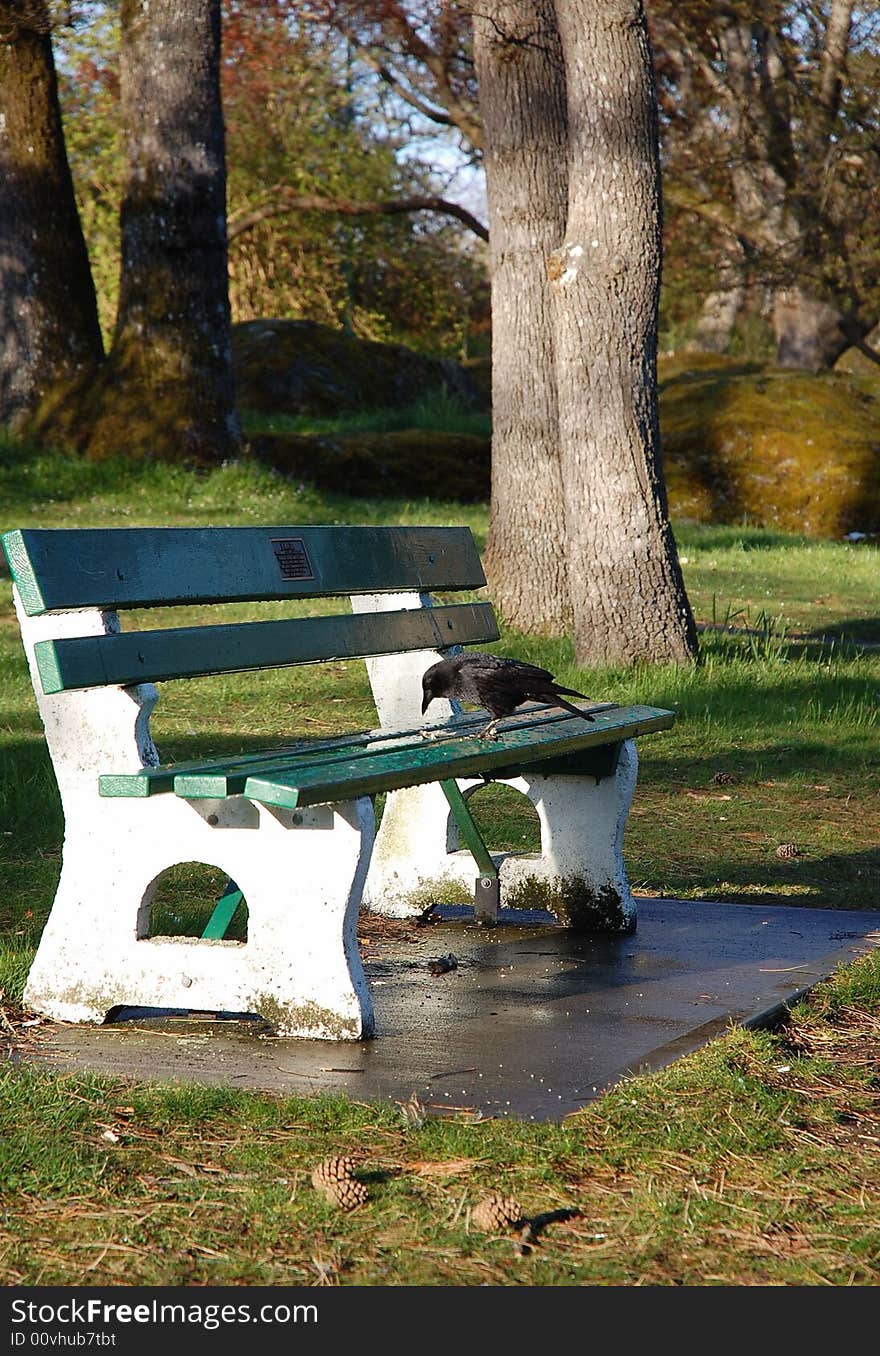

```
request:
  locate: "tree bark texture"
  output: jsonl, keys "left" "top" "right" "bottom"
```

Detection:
{"left": 74, "top": 0, "right": 241, "bottom": 461}
{"left": 549, "top": 0, "right": 696, "bottom": 664}
{"left": 472, "top": 1, "right": 572, "bottom": 634}
{"left": 0, "top": 3, "right": 103, "bottom": 427}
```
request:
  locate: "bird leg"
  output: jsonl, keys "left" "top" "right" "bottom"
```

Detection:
{"left": 477, "top": 718, "right": 501, "bottom": 740}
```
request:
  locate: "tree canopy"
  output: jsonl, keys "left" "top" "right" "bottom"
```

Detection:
{"left": 54, "top": 0, "right": 487, "bottom": 358}
{"left": 652, "top": 0, "right": 880, "bottom": 367}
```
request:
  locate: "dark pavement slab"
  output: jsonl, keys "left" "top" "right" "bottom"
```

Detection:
{"left": 25, "top": 898, "right": 880, "bottom": 1122}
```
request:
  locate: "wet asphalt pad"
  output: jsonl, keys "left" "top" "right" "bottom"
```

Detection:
{"left": 25, "top": 898, "right": 880, "bottom": 1122}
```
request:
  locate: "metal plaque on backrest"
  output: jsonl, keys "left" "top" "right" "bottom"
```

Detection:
{"left": 271, "top": 539, "right": 314, "bottom": 581}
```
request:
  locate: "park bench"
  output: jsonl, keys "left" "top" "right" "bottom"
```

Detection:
{"left": 2, "top": 524, "right": 674, "bottom": 1040}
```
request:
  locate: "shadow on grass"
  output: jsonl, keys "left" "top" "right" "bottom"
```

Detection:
{"left": 638, "top": 846, "right": 880, "bottom": 911}
{"left": 802, "top": 615, "right": 880, "bottom": 646}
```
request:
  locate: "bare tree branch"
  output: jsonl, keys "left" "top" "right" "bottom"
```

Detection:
{"left": 306, "top": 2, "right": 484, "bottom": 150}
{"left": 848, "top": 335, "right": 880, "bottom": 368}
{"left": 228, "top": 190, "right": 488, "bottom": 242}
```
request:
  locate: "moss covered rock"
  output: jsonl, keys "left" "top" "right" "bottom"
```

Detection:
{"left": 249, "top": 428, "right": 491, "bottom": 502}
{"left": 238, "top": 336, "right": 878, "bottom": 534}
{"left": 659, "top": 357, "right": 880, "bottom": 537}
{"left": 233, "top": 319, "right": 488, "bottom": 417}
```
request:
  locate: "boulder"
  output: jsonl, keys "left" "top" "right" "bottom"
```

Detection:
{"left": 248, "top": 428, "right": 490, "bottom": 502}
{"left": 659, "top": 357, "right": 880, "bottom": 537}
{"left": 232, "top": 319, "right": 488, "bottom": 417}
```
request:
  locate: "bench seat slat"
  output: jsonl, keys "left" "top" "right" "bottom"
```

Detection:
{"left": 99, "top": 724, "right": 415, "bottom": 798}
{"left": 98, "top": 704, "right": 624, "bottom": 798}
{"left": 35, "top": 602, "right": 499, "bottom": 693}
{"left": 243, "top": 706, "right": 674, "bottom": 809}
{"left": 3, "top": 526, "right": 486, "bottom": 616}
{"left": 172, "top": 704, "right": 628, "bottom": 798}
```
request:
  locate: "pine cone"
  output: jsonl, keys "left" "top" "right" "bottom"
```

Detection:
{"left": 310, "top": 1156, "right": 356, "bottom": 1191}
{"left": 712, "top": 771, "right": 735, "bottom": 785}
{"left": 321, "top": 1177, "right": 369, "bottom": 1211}
{"left": 775, "top": 842, "right": 801, "bottom": 859}
{"left": 470, "top": 1193, "right": 523, "bottom": 1233}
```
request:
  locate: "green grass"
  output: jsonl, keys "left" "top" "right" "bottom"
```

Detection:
{"left": 676, "top": 522, "right": 880, "bottom": 645}
{"left": 1, "top": 439, "right": 878, "bottom": 1285}
{"left": 0, "top": 953, "right": 877, "bottom": 1285}
{"left": 242, "top": 386, "right": 492, "bottom": 440}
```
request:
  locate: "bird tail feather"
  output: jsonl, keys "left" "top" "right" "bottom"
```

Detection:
{"left": 554, "top": 683, "right": 591, "bottom": 701}
{"left": 552, "top": 695, "right": 595, "bottom": 721}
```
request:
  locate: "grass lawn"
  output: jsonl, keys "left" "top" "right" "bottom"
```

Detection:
{"left": 0, "top": 438, "right": 878, "bottom": 1285}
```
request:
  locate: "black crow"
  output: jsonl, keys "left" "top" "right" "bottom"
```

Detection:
{"left": 421, "top": 652, "right": 596, "bottom": 739}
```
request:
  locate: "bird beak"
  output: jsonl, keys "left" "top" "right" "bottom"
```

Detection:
{"left": 421, "top": 692, "right": 432, "bottom": 715}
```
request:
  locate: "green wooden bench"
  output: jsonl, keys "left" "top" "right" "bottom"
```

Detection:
{"left": 3, "top": 524, "right": 674, "bottom": 1039}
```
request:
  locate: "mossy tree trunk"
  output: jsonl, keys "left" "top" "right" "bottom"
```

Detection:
{"left": 62, "top": 0, "right": 241, "bottom": 462}
{"left": 472, "top": 2, "right": 572, "bottom": 634}
{"left": 549, "top": 0, "right": 696, "bottom": 664}
{"left": 0, "top": 2, "right": 103, "bottom": 428}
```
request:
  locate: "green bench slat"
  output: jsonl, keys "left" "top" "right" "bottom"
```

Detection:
{"left": 170, "top": 704, "right": 627, "bottom": 799}
{"left": 2, "top": 525, "right": 486, "bottom": 616}
{"left": 201, "top": 884, "right": 244, "bottom": 941}
{"left": 34, "top": 601, "right": 499, "bottom": 693}
{"left": 242, "top": 706, "right": 675, "bottom": 809}
{"left": 99, "top": 725, "right": 403, "bottom": 798}
{"left": 99, "top": 705, "right": 616, "bottom": 799}
{"left": 174, "top": 726, "right": 472, "bottom": 798}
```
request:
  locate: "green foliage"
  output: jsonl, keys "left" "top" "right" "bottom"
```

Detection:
{"left": 223, "top": 2, "right": 486, "bottom": 355}
{"left": 55, "top": 1, "right": 487, "bottom": 358}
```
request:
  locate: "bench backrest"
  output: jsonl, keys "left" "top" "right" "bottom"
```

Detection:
{"left": 3, "top": 526, "right": 499, "bottom": 694}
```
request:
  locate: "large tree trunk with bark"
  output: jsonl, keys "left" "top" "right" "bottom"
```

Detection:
{"left": 472, "top": 1, "right": 572, "bottom": 634}
{"left": 550, "top": 0, "right": 696, "bottom": 665}
{"left": 0, "top": 3, "right": 103, "bottom": 428}
{"left": 46, "top": 0, "right": 241, "bottom": 461}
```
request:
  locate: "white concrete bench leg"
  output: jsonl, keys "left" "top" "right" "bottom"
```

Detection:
{"left": 362, "top": 743, "right": 639, "bottom": 932}
{"left": 15, "top": 590, "right": 376, "bottom": 1039}
{"left": 23, "top": 795, "right": 376, "bottom": 1039}
{"left": 352, "top": 590, "right": 639, "bottom": 932}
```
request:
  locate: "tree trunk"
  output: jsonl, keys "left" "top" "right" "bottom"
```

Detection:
{"left": 549, "top": 0, "right": 696, "bottom": 665}
{"left": 68, "top": 0, "right": 241, "bottom": 461}
{"left": 772, "top": 287, "right": 848, "bottom": 371}
{"left": 472, "top": 2, "right": 572, "bottom": 633}
{"left": 715, "top": 11, "right": 849, "bottom": 373}
{"left": 690, "top": 246, "right": 745, "bottom": 355}
{"left": 0, "top": 3, "right": 103, "bottom": 428}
